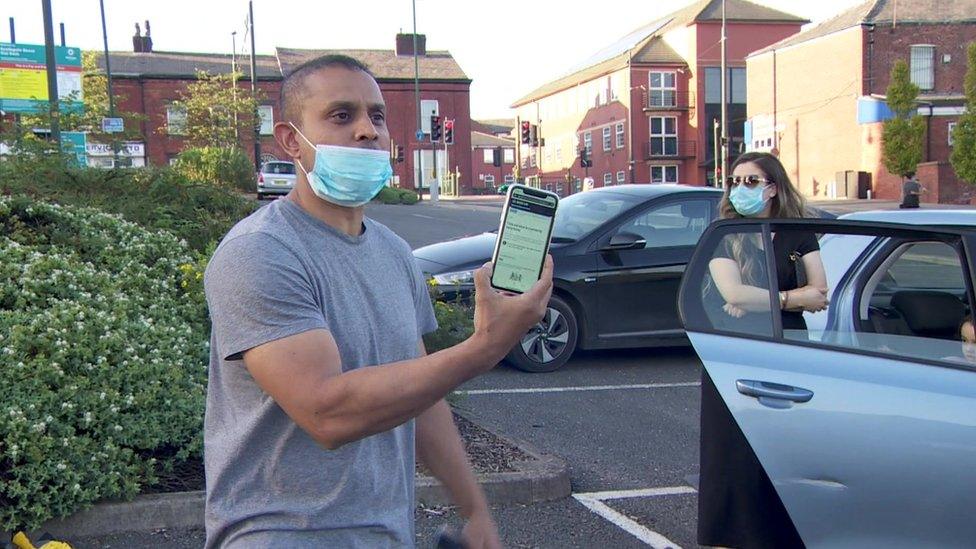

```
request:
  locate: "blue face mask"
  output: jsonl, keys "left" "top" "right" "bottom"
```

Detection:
{"left": 729, "top": 184, "right": 769, "bottom": 217}
{"left": 292, "top": 124, "right": 393, "bottom": 207}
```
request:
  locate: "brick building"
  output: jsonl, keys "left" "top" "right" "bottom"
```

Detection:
{"left": 746, "top": 0, "right": 976, "bottom": 203}
{"left": 470, "top": 131, "right": 516, "bottom": 192}
{"left": 509, "top": 0, "right": 806, "bottom": 195}
{"left": 92, "top": 31, "right": 474, "bottom": 194}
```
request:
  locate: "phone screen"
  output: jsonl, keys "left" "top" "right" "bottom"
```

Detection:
{"left": 491, "top": 185, "right": 558, "bottom": 294}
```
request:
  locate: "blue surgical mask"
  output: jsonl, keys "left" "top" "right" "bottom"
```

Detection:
{"left": 729, "top": 184, "right": 769, "bottom": 217}
{"left": 292, "top": 124, "right": 393, "bottom": 207}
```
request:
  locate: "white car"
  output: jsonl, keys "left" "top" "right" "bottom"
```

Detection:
{"left": 257, "top": 161, "right": 296, "bottom": 199}
{"left": 679, "top": 209, "right": 976, "bottom": 547}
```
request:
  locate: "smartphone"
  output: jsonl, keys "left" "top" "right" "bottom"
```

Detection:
{"left": 490, "top": 184, "right": 559, "bottom": 294}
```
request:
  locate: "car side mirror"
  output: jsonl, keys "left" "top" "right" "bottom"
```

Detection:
{"left": 604, "top": 231, "right": 646, "bottom": 251}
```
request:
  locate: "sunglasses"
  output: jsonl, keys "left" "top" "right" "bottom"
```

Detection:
{"left": 726, "top": 175, "right": 774, "bottom": 188}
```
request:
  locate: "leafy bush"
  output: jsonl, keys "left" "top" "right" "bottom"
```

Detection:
{"left": 373, "top": 187, "right": 420, "bottom": 205}
{"left": 423, "top": 281, "right": 475, "bottom": 353}
{"left": 0, "top": 197, "right": 209, "bottom": 530}
{"left": 174, "top": 146, "right": 256, "bottom": 193}
{"left": 0, "top": 155, "right": 256, "bottom": 252}
{"left": 397, "top": 188, "right": 420, "bottom": 205}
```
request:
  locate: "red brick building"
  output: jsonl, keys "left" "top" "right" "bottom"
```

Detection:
{"left": 746, "top": 0, "right": 976, "bottom": 203}
{"left": 509, "top": 0, "right": 806, "bottom": 194}
{"left": 470, "top": 131, "right": 516, "bottom": 193}
{"left": 93, "top": 32, "right": 474, "bottom": 194}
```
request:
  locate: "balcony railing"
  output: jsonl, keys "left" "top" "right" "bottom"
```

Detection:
{"left": 645, "top": 139, "right": 697, "bottom": 160}
{"left": 642, "top": 90, "right": 695, "bottom": 111}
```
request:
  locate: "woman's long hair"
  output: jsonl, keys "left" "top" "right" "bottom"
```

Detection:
{"left": 718, "top": 152, "right": 807, "bottom": 287}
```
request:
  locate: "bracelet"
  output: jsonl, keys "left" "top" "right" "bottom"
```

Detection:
{"left": 780, "top": 291, "right": 790, "bottom": 310}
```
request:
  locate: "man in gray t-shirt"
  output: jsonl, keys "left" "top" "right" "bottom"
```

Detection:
{"left": 203, "top": 55, "right": 553, "bottom": 548}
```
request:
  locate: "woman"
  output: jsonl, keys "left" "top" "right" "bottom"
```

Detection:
{"left": 698, "top": 152, "right": 828, "bottom": 549}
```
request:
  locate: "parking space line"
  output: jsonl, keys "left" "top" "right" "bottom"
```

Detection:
{"left": 575, "top": 486, "right": 697, "bottom": 501}
{"left": 457, "top": 381, "right": 700, "bottom": 396}
{"left": 573, "top": 494, "right": 684, "bottom": 548}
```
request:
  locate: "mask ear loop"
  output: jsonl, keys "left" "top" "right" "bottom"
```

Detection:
{"left": 290, "top": 122, "right": 315, "bottom": 176}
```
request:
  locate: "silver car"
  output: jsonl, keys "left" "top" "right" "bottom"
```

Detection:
{"left": 257, "top": 161, "right": 297, "bottom": 199}
{"left": 679, "top": 210, "right": 976, "bottom": 547}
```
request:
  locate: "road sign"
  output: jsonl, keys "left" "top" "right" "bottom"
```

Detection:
{"left": 61, "top": 131, "right": 87, "bottom": 166}
{"left": 101, "top": 117, "right": 124, "bottom": 133}
{"left": 415, "top": 129, "right": 425, "bottom": 141}
{"left": 0, "top": 43, "right": 83, "bottom": 114}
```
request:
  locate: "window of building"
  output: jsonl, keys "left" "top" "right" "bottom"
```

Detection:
{"left": 504, "top": 148, "right": 515, "bottom": 163}
{"left": 483, "top": 149, "right": 494, "bottom": 164}
{"left": 651, "top": 165, "right": 679, "bottom": 183}
{"left": 704, "top": 67, "right": 746, "bottom": 104}
{"left": 166, "top": 104, "right": 187, "bottom": 135}
{"left": 258, "top": 105, "right": 274, "bottom": 135}
{"left": 604, "top": 173, "right": 612, "bottom": 185}
{"left": 484, "top": 174, "right": 495, "bottom": 186}
{"left": 583, "top": 131, "right": 592, "bottom": 155}
{"left": 649, "top": 71, "right": 677, "bottom": 107}
{"left": 910, "top": 45, "right": 936, "bottom": 91}
{"left": 616, "top": 122, "right": 625, "bottom": 149}
{"left": 504, "top": 174, "right": 515, "bottom": 184}
{"left": 603, "top": 126, "right": 612, "bottom": 151}
{"left": 616, "top": 170, "right": 626, "bottom": 183}
{"left": 650, "top": 117, "right": 678, "bottom": 156}
{"left": 949, "top": 121, "right": 957, "bottom": 146}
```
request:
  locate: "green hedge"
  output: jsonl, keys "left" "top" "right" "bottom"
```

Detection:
{"left": 174, "top": 146, "right": 256, "bottom": 193}
{"left": 374, "top": 187, "right": 420, "bottom": 205}
{"left": 0, "top": 196, "right": 209, "bottom": 530}
{"left": 0, "top": 155, "right": 256, "bottom": 252}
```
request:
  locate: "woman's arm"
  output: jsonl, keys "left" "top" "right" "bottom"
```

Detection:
{"left": 709, "top": 257, "right": 774, "bottom": 312}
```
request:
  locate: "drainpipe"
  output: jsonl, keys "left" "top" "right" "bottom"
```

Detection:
{"left": 866, "top": 23, "right": 875, "bottom": 94}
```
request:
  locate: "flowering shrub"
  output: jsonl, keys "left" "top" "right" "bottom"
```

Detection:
{"left": 0, "top": 196, "right": 209, "bottom": 530}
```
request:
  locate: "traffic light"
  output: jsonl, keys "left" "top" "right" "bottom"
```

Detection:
{"left": 579, "top": 147, "right": 592, "bottom": 168}
{"left": 430, "top": 115, "right": 442, "bottom": 143}
{"left": 395, "top": 145, "right": 404, "bottom": 163}
{"left": 520, "top": 121, "right": 531, "bottom": 144}
{"left": 444, "top": 119, "right": 455, "bottom": 145}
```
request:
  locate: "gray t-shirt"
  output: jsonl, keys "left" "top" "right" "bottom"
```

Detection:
{"left": 203, "top": 198, "right": 438, "bottom": 548}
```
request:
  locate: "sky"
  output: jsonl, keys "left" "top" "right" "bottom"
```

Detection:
{"left": 1, "top": 0, "right": 867, "bottom": 119}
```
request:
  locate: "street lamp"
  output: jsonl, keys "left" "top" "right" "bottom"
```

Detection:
{"left": 628, "top": 84, "right": 646, "bottom": 184}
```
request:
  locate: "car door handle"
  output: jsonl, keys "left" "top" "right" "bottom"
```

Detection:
{"left": 736, "top": 380, "right": 813, "bottom": 403}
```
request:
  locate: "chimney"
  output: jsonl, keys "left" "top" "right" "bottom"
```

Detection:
{"left": 143, "top": 20, "right": 153, "bottom": 52}
{"left": 133, "top": 22, "right": 143, "bottom": 52}
{"left": 395, "top": 33, "right": 426, "bottom": 57}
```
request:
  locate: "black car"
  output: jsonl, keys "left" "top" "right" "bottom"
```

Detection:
{"left": 413, "top": 184, "right": 725, "bottom": 372}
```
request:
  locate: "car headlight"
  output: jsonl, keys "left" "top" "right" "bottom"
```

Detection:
{"left": 431, "top": 270, "right": 476, "bottom": 286}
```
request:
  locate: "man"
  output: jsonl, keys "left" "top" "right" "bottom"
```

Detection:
{"left": 203, "top": 55, "right": 553, "bottom": 548}
{"left": 900, "top": 172, "right": 924, "bottom": 209}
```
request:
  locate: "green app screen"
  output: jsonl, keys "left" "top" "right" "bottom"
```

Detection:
{"left": 493, "top": 190, "right": 556, "bottom": 293}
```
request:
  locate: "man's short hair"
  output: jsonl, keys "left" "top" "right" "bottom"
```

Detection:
{"left": 279, "top": 54, "right": 374, "bottom": 125}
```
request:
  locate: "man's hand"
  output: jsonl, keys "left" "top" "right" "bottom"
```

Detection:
{"left": 461, "top": 509, "right": 502, "bottom": 549}
{"left": 471, "top": 255, "right": 554, "bottom": 367}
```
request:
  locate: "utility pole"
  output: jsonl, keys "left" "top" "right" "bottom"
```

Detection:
{"left": 248, "top": 1, "right": 260, "bottom": 172}
{"left": 412, "top": 0, "right": 429, "bottom": 201}
{"left": 713, "top": 118, "right": 720, "bottom": 187}
{"left": 41, "top": 0, "right": 60, "bottom": 147}
{"left": 720, "top": 0, "right": 728, "bottom": 189}
{"left": 232, "top": 31, "right": 238, "bottom": 141}
{"left": 59, "top": 22, "right": 65, "bottom": 47}
{"left": 515, "top": 115, "right": 522, "bottom": 183}
{"left": 98, "top": 0, "right": 119, "bottom": 165}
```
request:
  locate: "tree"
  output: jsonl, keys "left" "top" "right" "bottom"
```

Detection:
{"left": 951, "top": 42, "right": 976, "bottom": 184}
{"left": 164, "top": 70, "right": 262, "bottom": 149}
{"left": 882, "top": 60, "right": 926, "bottom": 177}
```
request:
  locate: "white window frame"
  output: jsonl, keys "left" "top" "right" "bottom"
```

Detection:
{"left": 166, "top": 104, "right": 187, "bottom": 135}
{"left": 649, "top": 71, "right": 677, "bottom": 108}
{"left": 258, "top": 105, "right": 274, "bottom": 135}
{"left": 504, "top": 148, "right": 515, "bottom": 163}
{"left": 949, "top": 121, "right": 957, "bottom": 146}
{"left": 604, "top": 173, "right": 612, "bottom": 185}
{"left": 483, "top": 149, "right": 494, "bottom": 164}
{"left": 651, "top": 165, "right": 679, "bottom": 183}
{"left": 616, "top": 122, "right": 625, "bottom": 149}
{"left": 602, "top": 126, "right": 612, "bottom": 151}
{"left": 583, "top": 131, "right": 592, "bottom": 155}
{"left": 650, "top": 116, "right": 678, "bottom": 157}
{"left": 616, "top": 171, "right": 625, "bottom": 183}
{"left": 910, "top": 45, "right": 936, "bottom": 91}
{"left": 484, "top": 174, "right": 495, "bottom": 186}
{"left": 504, "top": 174, "right": 515, "bottom": 184}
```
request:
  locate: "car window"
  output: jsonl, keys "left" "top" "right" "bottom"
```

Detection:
{"left": 264, "top": 162, "right": 296, "bottom": 175}
{"left": 682, "top": 224, "right": 976, "bottom": 370}
{"left": 551, "top": 191, "right": 642, "bottom": 241}
{"left": 616, "top": 200, "right": 713, "bottom": 248}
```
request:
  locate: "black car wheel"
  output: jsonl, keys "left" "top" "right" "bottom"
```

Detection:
{"left": 505, "top": 295, "right": 578, "bottom": 373}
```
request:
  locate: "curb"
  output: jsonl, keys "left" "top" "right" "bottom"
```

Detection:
{"left": 29, "top": 419, "right": 570, "bottom": 539}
